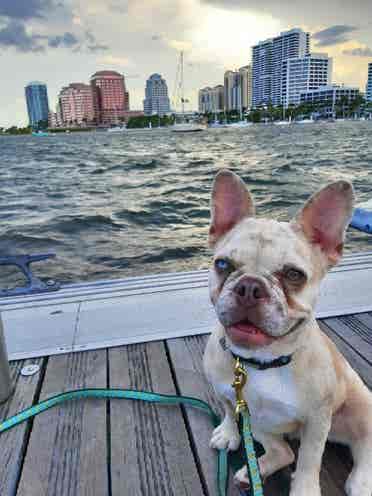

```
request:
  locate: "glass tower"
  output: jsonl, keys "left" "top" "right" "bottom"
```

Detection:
{"left": 25, "top": 81, "right": 49, "bottom": 127}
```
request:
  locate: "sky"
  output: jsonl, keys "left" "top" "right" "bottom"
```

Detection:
{"left": 1, "top": 0, "right": 372, "bottom": 127}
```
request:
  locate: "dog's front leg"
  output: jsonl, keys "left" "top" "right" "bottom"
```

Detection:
{"left": 234, "top": 431, "right": 295, "bottom": 489}
{"left": 210, "top": 398, "right": 241, "bottom": 451}
{"left": 290, "top": 408, "right": 332, "bottom": 496}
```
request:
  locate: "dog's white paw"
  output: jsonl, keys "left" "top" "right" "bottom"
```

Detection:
{"left": 210, "top": 419, "right": 240, "bottom": 451}
{"left": 234, "top": 466, "right": 250, "bottom": 490}
{"left": 345, "top": 472, "right": 372, "bottom": 496}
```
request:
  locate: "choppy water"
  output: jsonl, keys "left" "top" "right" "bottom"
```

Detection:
{"left": 1, "top": 122, "right": 372, "bottom": 286}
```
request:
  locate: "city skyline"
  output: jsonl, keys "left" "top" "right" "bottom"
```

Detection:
{"left": 1, "top": 0, "right": 372, "bottom": 127}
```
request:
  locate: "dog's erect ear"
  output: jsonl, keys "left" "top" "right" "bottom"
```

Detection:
{"left": 209, "top": 169, "right": 255, "bottom": 247}
{"left": 291, "top": 181, "right": 354, "bottom": 266}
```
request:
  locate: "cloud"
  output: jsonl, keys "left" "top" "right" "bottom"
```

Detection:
{"left": 85, "top": 30, "right": 109, "bottom": 52}
{"left": 200, "top": 0, "right": 372, "bottom": 27}
{"left": 0, "top": 0, "right": 54, "bottom": 20}
{"left": 167, "top": 39, "right": 193, "bottom": 52}
{"left": 313, "top": 25, "right": 357, "bottom": 46}
{"left": 109, "top": 1, "right": 129, "bottom": 13}
{"left": 0, "top": 19, "right": 108, "bottom": 54}
{"left": 48, "top": 32, "right": 79, "bottom": 48}
{"left": 0, "top": 20, "right": 44, "bottom": 52}
{"left": 99, "top": 55, "right": 131, "bottom": 66}
{"left": 343, "top": 46, "right": 372, "bottom": 57}
{"left": 88, "top": 43, "right": 109, "bottom": 52}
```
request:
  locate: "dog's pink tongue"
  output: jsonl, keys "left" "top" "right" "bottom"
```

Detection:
{"left": 227, "top": 322, "right": 274, "bottom": 347}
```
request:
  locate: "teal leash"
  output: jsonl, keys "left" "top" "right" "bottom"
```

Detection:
{"left": 0, "top": 389, "right": 229, "bottom": 495}
{"left": 241, "top": 410, "right": 264, "bottom": 496}
{"left": 0, "top": 385, "right": 263, "bottom": 496}
{"left": 233, "top": 358, "right": 264, "bottom": 496}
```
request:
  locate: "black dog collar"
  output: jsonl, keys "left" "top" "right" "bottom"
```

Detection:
{"left": 219, "top": 337, "right": 293, "bottom": 371}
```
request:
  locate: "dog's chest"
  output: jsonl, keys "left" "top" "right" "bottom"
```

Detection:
{"left": 215, "top": 367, "right": 302, "bottom": 430}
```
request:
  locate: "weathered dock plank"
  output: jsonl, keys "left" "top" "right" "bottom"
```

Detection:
{"left": 16, "top": 350, "right": 108, "bottom": 496}
{"left": 109, "top": 341, "right": 204, "bottom": 496}
{"left": 324, "top": 314, "right": 372, "bottom": 365}
{"left": 319, "top": 320, "right": 372, "bottom": 387}
{"left": 0, "top": 358, "right": 44, "bottom": 496}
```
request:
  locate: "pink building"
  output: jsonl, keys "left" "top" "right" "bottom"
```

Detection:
{"left": 90, "top": 70, "right": 129, "bottom": 125}
{"left": 59, "top": 83, "right": 94, "bottom": 126}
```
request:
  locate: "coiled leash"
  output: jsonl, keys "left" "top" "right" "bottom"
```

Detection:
{"left": 0, "top": 362, "right": 263, "bottom": 496}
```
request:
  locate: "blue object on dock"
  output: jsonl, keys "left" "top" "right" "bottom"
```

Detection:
{"left": 0, "top": 253, "right": 60, "bottom": 297}
{"left": 350, "top": 208, "right": 372, "bottom": 234}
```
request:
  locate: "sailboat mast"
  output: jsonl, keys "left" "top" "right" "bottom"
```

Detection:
{"left": 180, "top": 51, "right": 185, "bottom": 116}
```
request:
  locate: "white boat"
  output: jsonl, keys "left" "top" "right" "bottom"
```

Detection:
{"left": 274, "top": 120, "right": 291, "bottom": 126}
{"left": 296, "top": 119, "right": 315, "bottom": 124}
{"left": 225, "top": 121, "right": 252, "bottom": 128}
{"left": 107, "top": 126, "right": 126, "bottom": 133}
{"left": 172, "top": 122, "right": 204, "bottom": 133}
{"left": 171, "top": 51, "right": 204, "bottom": 134}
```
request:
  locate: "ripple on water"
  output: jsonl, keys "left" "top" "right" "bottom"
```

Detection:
{"left": 1, "top": 123, "right": 372, "bottom": 283}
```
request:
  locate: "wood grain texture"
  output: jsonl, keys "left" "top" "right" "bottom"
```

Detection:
{"left": 324, "top": 314, "right": 372, "bottom": 364}
{"left": 319, "top": 320, "right": 372, "bottom": 387}
{"left": 109, "top": 341, "right": 204, "bottom": 496}
{"left": 16, "top": 350, "right": 108, "bottom": 496}
{"left": 0, "top": 358, "right": 44, "bottom": 496}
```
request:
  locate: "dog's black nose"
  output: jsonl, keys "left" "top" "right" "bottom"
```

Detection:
{"left": 234, "top": 276, "right": 268, "bottom": 306}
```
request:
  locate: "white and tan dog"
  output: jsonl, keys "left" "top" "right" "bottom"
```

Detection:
{"left": 204, "top": 169, "right": 372, "bottom": 496}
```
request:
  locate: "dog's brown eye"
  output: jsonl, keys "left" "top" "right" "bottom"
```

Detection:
{"left": 285, "top": 268, "right": 306, "bottom": 283}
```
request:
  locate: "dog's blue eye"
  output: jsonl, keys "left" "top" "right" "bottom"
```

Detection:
{"left": 215, "top": 258, "right": 230, "bottom": 271}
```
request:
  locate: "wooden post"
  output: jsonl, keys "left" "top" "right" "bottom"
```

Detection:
{"left": 0, "top": 314, "right": 13, "bottom": 404}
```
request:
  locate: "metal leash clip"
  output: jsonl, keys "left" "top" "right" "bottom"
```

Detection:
{"left": 232, "top": 357, "right": 248, "bottom": 419}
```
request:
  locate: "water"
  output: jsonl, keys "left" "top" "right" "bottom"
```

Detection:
{"left": 1, "top": 122, "right": 372, "bottom": 286}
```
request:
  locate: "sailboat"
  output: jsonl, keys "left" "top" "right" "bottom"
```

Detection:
{"left": 172, "top": 52, "right": 205, "bottom": 133}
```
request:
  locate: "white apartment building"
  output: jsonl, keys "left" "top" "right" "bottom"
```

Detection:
{"left": 366, "top": 63, "right": 372, "bottom": 102}
{"left": 198, "top": 85, "right": 224, "bottom": 113}
{"left": 239, "top": 65, "right": 252, "bottom": 110}
{"left": 300, "top": 85, "right": 360, "bottom": 115}
{"left": 224, "top": 70, "right": 242, "bottom": 111}
{"left": 282, "top": 53, "right": 332, "bottom": 107}
{"left": 252, "top": 28, "right": 310, "bottom": 107}
{"left": 252, "top": 39, "right": 273, "bottom": 107}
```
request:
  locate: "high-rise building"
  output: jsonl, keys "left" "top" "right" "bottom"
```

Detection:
{"left": 224, "top": 70, "right": 242, "bottom": 111}
{"left": 239, "top": 65, "right": 252, "bottom": 110}
{"left": 252, "top": 39, "right": 273, "bottom": 107}
{"left": 252, "top": 28, "right": 310, "bottom": 107}
{"left": 366, "top": 63, "right": 372, "bottom": 102}
{"left": 25, "top": 81, "right": 49, "bottom": 127}
{"left": 282, "top": 53, "right": 332, "bottom": 108}
{"left": 198, "top": 85, "right": 224, "bottom": 113}
{"left": 272, "top": 28, "right": 310, "bottom": 106}
{"left": 90, "top": 71, "right": 129, "bottom": 125}
{"left": 58, "top": 83, "right": 94, "bottom": 126}
{"left": 143, "top": 74, "right": 171, "bottom": 116}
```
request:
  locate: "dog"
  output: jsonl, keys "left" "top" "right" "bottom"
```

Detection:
{"left": 203, "top": 169, "right": 372, "bottom": 496}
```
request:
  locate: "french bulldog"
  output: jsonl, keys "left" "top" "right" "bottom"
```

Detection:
{"left": 204, "top": 170, "right": 372, "bottom": 496}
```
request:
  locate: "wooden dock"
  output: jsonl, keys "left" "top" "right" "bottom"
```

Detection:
{"left": 1, "top": 252, "right": 372, "bottom": 495}
{"left": 1, "top": 312, "right": 372, "bottom": 496}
